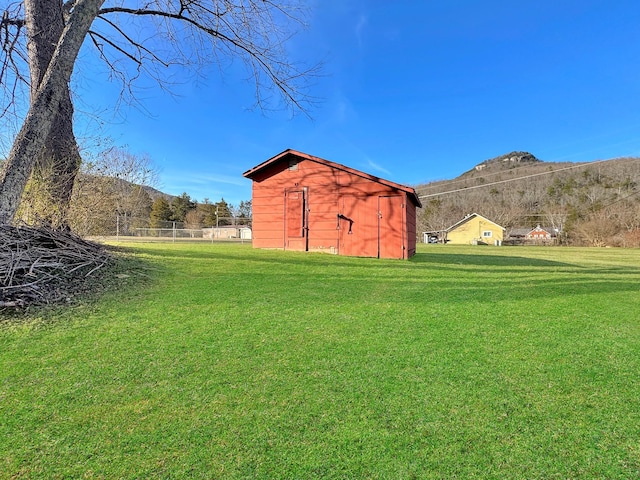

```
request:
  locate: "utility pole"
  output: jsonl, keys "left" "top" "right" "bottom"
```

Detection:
{"left": 215, "top": 205, "right": 219, "bottom": 240}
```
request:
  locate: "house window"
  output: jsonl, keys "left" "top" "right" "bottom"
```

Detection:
{"left": 482, "top": 231, "right": 492, "bottom": 238}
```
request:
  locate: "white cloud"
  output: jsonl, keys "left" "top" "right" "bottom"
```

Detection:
{"left": 164, "top": 171, "right": 248, "bottom": 187}
{"left": 366, "top": 158, "right": 392, "bottom": 176}
{"left": 355, "top": 14, "right": 368, "bottom": 47}
{"left": 157, "top": 170, "right": 252, "bottom": 204}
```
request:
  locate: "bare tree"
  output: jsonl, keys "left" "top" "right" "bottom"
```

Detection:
{"left": 184, "top": 208, "right": 204, "bottom": 229}
{"left": 573, "top": 212, "right": 618, "bottom": 247}
{"left": 0, "top": 0, "right": 317, "bottom": 226}
{"left": 0, "top": 0, "right": 103, "bottom": 225}
{"left": 66, "top": 146, "right": 156, "bottom": 235}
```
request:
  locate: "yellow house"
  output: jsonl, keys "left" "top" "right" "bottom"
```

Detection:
{"left": 446, "top": 213, "right": 505, "bottom": 245}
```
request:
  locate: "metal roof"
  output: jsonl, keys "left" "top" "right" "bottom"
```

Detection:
{"left": 446, "top": 213, "right": 506, "bottom": 232}
{"left": 243, "top": 149, "right": 422, "bottom": 208}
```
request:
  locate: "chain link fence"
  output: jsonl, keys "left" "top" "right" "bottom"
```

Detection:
{"left": 97, "top": 216, "right": 253, "bottom": 243}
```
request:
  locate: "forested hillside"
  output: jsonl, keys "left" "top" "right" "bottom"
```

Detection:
{"left": 416, "top": 152, "right": 640, "bottom": 246}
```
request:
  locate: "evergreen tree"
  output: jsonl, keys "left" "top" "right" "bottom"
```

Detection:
{"left": 198, "top": 198, "right": 218, "bottom": 227}
{"left": 150, "top": 197, "right": 172, "bottom": 228}
{"left": 238, "top": 200, "right": 252, "bottom": 220}
{"left": 215, "top": 198, "right": 232, "bottom": 226}
{"left": 171, "top": 192, "right": 195, "bottom": 222}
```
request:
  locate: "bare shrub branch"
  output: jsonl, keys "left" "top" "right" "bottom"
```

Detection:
{"left": 0, "top": 1, "right": 28, "bottom": 122}
{"left": 0, "top": 224, "right": 110, "bottom": 308}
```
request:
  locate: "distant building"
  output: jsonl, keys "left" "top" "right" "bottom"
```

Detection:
{"left": 443, "top": 213, "right": 505, "bottom": 245}
{"left": 526, "top": 225, "right": 552, "bottom": 240}
{"left": 202, "top": 226, "right": 252, "bottom": 240}
{"left": 507, "top": 225, "right": 558, "bottom": 245}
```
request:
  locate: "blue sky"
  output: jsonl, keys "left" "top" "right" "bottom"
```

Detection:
{"left": 75, "top": 0, "right": 640, "bottom": 206}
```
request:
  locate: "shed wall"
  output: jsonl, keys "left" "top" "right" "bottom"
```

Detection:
{"left": 405, "top": 201, "right": 417, "bottom": 256}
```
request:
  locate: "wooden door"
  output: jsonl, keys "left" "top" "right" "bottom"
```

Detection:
{"left": 284, "top": 188, "right": 308, "bottom": 251}
{"left": 378, "top": 195, "right": 405, "bottom": 259}
{"left": 339, "top": 195, "right": 378, "bottom": 258}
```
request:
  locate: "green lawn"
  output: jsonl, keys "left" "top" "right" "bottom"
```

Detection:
{"left": 1, "top": 243, "right": 639, "bottom": 478}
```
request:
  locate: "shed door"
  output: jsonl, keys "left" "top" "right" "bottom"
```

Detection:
{"left": 378, "top": 195, "right": 405, "bottom": 259}
{"left": 284, "top": 187, "right": 308, "bottom": 251}
{"left": 338, "top": 196, "right": 358, "bottom": 257}
{"left": 338, "top": 196, "right": 378, "bottom": 258}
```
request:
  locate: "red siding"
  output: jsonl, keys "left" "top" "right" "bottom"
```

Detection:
{"left": 245, "top": 150, "right": 420, "bottom": 259}
{"left": 405, "top": 201, "right": 417, "bottom": 257}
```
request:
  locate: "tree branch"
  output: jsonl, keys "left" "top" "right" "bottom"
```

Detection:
{"left": 94, "top": 14, "right": 170, "bottom": 67}
{"left": 87, "top": 30, "right": 140, "bottom": 93}
{"left": 1, "top": 2, "right": 25, "bottom": 28}
{"left": 1, "top": 3, "right": 28, "bottom": 121}
{"left": 89, "top": 30, "right": 142, "bottom": 66}
{"left": 96, "top": 3, "right": 316, "bottom": 114}
{"left": 62, "top": 0, "right": 79, "bottom": 21}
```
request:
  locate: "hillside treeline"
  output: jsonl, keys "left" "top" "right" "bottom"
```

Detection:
{"left": 13, "top": 147, "right": 251, "bottom": 236}
{"left": 416, "top": 153, "right": 640, "bottom": 247}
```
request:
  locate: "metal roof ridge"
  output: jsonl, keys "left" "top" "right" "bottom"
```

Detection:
{"left": 243, "top": 149, "right": 422, "bottom": 207}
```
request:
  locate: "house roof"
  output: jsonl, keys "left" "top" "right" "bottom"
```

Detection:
{"left": 243, "top": 149, "right": 422, "bottom": 208}
{"left": 528, "top": 226, "right": 551, "bottom": 233}
{"left": 446, "top": 213, "right": 506, "bottom": 232}
{"left": 508, "top": 228, "right": 531, "bottom": 237}
{"left": 527, "top": 226, "right": 557, "bottom": 236}
{"left": 509, "top": 226, "right": 558, "bottom": 238}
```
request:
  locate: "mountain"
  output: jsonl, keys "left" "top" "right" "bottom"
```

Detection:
{"left": 464, "top": 151, "right": 542, "bottom": 175}
{"left": 141, "top": 184, "right": 173, "bottom": 202}
{"left": 415, "top": 152, "right": 640, "bottom": 247}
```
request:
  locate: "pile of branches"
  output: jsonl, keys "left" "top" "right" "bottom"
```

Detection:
{"left": 0, "top": 225, "right": 111, "bottom": 308}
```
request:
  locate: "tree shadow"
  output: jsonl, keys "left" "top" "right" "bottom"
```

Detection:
{"left": 410, "top": 252, "right": 571, "bottom": 268}
{"left": 118, "top": 244, "right": 640, "bottom": 304}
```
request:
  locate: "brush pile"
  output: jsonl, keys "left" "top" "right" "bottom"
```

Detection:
{"left": 0, "top": 225, "right": 111, "bottom": 308}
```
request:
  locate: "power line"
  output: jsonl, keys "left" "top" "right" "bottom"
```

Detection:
{"left": 418, "top": 156, "right": 566, "bottom": 189}
{"left": 600, "top": 187, "right": 640, "bottom": 208}
{"left": 418, "top": 157, "right": 639, "bottom": 199}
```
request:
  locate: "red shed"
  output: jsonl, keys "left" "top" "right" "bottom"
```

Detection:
{"left": 243, "top": 149, "right": 422, "bottom": 259}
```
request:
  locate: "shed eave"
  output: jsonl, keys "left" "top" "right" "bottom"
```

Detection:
{"left": 243, "top": 149, "right": 422, "bottom": 208}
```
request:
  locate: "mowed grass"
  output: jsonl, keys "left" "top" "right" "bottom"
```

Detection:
{"left": 1, "top": 243, "right": 640, "bottom": 479}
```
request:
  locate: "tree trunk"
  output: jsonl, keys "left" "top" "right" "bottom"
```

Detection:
{"left": 18, "top": 0, "right": 82, "bottom": 226}
{"left": 0, "top": 0, "right": 102, "bottom": 225}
